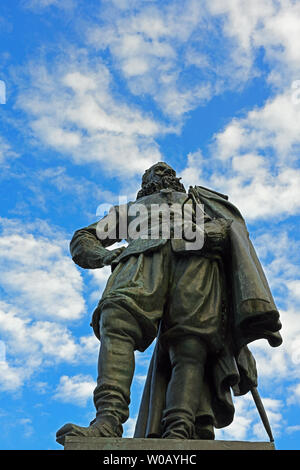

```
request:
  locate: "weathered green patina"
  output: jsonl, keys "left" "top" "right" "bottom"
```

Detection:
{"left": 56, "top": 162, "right": 282, "bottom": 445}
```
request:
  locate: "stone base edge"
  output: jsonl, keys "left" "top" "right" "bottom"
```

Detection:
{"left": 64, "top": 436, "right": 275, "bottom": 451}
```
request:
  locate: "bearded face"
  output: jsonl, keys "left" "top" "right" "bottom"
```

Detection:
{"left": 136, "top": 162, "right": 186, "bottom": 199}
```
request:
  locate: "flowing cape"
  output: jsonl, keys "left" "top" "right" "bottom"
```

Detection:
{"left": 134, "top": 186, "right": 282, "bottom": 437}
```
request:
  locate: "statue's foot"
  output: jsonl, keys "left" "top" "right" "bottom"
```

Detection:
{"left": 56, "top": 414, "right": 123, "bottom": 445}
{"left": 195, "top": 423, "right": 215, "bottom": 440}
{"left": 163, "top": 423, "right": 215, "bottom": 440}
{"left": 162, "top": 429, "right": 190, "bottom": 439}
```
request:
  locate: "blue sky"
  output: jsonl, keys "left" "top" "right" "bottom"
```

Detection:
{"left": 0, "top": 0, "right": 300, "bottom": 451}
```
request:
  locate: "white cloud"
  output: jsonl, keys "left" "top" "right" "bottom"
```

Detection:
{"left": 15, "top": 0, "right": 300, "bottom": 182}
{"left": 237, "top": 232, "right": 300, "bottom": 395}
{"left": 207, "top": 0, "right": 300, "bottom": 88}
{"left": 180, "top": 150, "right": 206, "bottom": 187}
{"left": 17, "top": 55, "right": 165, "bottom": 178}
{"left": 286, "top": 425, "right": 300, "bottom": 434}
{"left": 0, "top": 218, "right": 99, "bottom": 392}
{"left": 215, "top": 393, "right": 283, "bottom": 442}
{"left": 252, "top": 231, "right": 300, "bottom": 295}
{"left": 0, "top": 230, "right": 85, "bottom": 321}
{"left": 254, "top": 307, "right": 300, "bottom": 377}
{"left": 208, "top": 0, "right": 276, "bottom": 50}
{"left": 286, "top": 281, "right": 300, "bottom": 304}
{"left": 0, "top": 360, "right": 26, "bottom": 392}
{"left": 86, "top": 0, "right": 249, "bottom": 118}
{"left": 85, "top": 0, "right": 300, "bottom": 122}
{"left": 78, "top": 334, "right": 99, "bottom": 362}
{"left": 214, "top": 90, "right": 300, "bottom": 161}
{"left": 54, "top": 374, "right": 96, "bottom": 406}
{"left": 15, "top": 0, "right": 300, "bottom": 186}
{"left": 246, "top": 231, "right": 300, "bottom": 379}
{"left": 0, "top": 300, "right": 99, "bottom": 392}
{"left": 215, "top": 395, "right": 256, "bottom": 441}
{"left": 287, "top": 383, "right": 300, "bottom": 406}
{"left": 30, "top": 321, "right": 80, "bottom": 361}
{"left": 0, "top": 303, "right": 73, "bottom": 361}
{"left": 252, "top": 397, "right": 283, "bottom": 441}
{"left": 182, "top": 87, "right": 300, "bottom": 221}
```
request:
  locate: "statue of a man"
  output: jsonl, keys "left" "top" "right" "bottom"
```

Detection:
{"left": 56, "top": 162, "right": 282, "bottom": 444}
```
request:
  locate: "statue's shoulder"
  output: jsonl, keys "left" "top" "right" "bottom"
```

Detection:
{"left": 191, "top": 185, "right": 246, "bottom": 222}
{"left": 192, "top": 185, "right": 229, "bottom": 201}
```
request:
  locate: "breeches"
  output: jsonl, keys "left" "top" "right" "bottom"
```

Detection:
{"left": 92, "top": 241, "right": 226, "bottom": 353}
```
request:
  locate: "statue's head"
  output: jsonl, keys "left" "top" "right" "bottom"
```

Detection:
{"left": 136, "top": 162, "right": 186, "bottom": 199}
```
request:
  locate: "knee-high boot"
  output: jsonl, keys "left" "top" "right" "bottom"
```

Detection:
{"left": 92, "top": 306, "right": 145, "bottom": 433}
{"left": 56, "top": 308, "right": 141, "bottom": 444}
{"left": 161, "top": 335, "right": 207, "bottom": 439}
{"left": 93, "top": 331, "right": 135, "bottom": 429}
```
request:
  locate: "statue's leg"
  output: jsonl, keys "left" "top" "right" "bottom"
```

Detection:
{"left": 57, "top": 249, "right": 168, "bottom": 445}
{"left": 56, "top": 307, "right": 142, "bottom": 444}
{"left": 93, "top": 307, "right": 142, "bottom": 426}
{"left": 161, "top": 335, "right": 207, "bottom": 439}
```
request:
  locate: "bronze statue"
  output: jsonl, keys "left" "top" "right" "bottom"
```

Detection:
{"left": 56, "top": 162, "right": 282, "bottom": 445}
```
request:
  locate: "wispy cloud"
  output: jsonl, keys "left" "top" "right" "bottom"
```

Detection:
{"left": 22, "top": 0, "right": 76, "bottom": 11}
{"left": 286, "top": 425, "right": 300, "bottom": 434}
{"left": 15, "top": 0, "right": 300, "bottom": 186}
{"left": 86, "top": 0, "right": 254, "bottom": 120}
{"left": 16, "top": 52, "right": 165, "bottom": 178}
{"left": 0, "top": 136, "right": 19, "bottom": 165}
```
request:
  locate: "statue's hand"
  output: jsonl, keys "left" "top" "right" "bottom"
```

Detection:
{"left": 204, "top": 218, "right": 232, "bottom": 254}
{"left": 102, "top": 247, "right": 126, "bottom": 266}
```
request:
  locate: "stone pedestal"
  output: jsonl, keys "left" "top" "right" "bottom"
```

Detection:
{"left": 64, "top": 436, "right": 275, "bottom": 451}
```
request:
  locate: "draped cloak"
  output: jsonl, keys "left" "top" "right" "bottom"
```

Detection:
{"left": 133, "top": 185, "right": 282, "bottom": 437}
